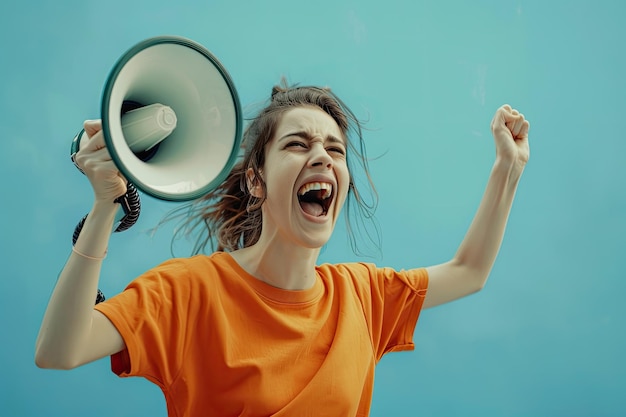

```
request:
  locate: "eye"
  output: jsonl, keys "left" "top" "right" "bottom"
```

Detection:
{"left": 327, "top": 146, "right": 346, "bottom": 155}
{"left": 286, "top": 141, "right": 307, "bottom": 149}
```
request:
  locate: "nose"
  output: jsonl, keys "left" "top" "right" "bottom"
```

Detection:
{"left": 309, "top": 143, "right": 333, "bottom": 169}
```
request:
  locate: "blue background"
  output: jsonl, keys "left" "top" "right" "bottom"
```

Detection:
{"left": 1, "top": 0, "right": 624, "bottom": 415}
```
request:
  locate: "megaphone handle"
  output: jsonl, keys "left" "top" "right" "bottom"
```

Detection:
{"left": 71, "top": 184, "right": 140, "bottom": 237}
{"left": 113, "top": 182, "right": 141, "bottom": 232}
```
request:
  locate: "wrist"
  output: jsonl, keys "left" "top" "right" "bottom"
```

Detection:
{"left": 493, "top": 157, "right": 525, "bottom": 185}
{"left": 91, "top": 199, "right": 120, "bottom": 216}
{"left": 72, "top": 245, "right": 107, "bottom": 261}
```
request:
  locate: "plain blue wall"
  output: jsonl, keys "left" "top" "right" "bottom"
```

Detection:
{"left": 1, "top": 1, "right": 624, "bottom": 415}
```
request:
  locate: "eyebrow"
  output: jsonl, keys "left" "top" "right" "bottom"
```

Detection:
{"left": 279, "top": 131, "right": 346, "bottom": 146}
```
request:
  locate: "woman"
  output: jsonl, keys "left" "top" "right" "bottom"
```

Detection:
{"left": 35, "top": 84, "right": 530, "bottom": 416}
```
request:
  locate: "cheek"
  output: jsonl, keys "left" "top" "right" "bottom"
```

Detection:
{"left": 339, "top": 163, "right": 351, "bottom": 187}
{"left": 264, "top": 169, "right": 294, "bottom": 204}
{"left": 336, "top": 169, "right": 351, "bottom": 208}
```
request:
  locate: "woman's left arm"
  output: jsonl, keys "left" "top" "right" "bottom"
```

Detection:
{"left": 423, "top": 104, "right": 530, "bottom": 309}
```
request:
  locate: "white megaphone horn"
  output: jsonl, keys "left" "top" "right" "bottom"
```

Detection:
{"left": 69, "top": 37, "right": 243, "bottom": 302}
{"left": 73, "top": 35, "right": 243, "bottom": 200}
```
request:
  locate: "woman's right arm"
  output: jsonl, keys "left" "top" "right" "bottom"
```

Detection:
{"left": 35, "top": 120, "right": 127, "bottom": 370}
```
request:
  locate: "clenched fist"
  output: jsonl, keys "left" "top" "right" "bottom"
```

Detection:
{"left": 490, "top": 105, "right": 530, "bottom": 173}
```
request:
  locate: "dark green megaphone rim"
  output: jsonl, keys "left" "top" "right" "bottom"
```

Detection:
{"left": 100, "top": 35, "right": 243, "bottom": 202}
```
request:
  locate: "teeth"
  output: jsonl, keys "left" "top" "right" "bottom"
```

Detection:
{"left": 298, "top": 182, "right": 333, "bottom": 199}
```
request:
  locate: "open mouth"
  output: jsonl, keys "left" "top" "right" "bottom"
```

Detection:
{"left": 297, "top": 182, "right": 333, "bottom": 217}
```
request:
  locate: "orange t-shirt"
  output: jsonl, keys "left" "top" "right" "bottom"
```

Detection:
{"left": 95, "top": 252, "right": 428, "bottom": 417}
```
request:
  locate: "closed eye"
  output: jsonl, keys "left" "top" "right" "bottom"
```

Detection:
{"left": 327, "top": 146, "right": 345, "bottom": 155}
{"left": 286, "top": 141, "right": 307, "bottom": 149}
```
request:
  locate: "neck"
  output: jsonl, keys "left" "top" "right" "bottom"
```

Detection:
{"left": 230, "top": 234, "right": 321, "bottom": 291}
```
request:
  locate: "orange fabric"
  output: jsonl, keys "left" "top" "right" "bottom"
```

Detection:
{"left": 95, "top": 252, "right": 428, "bottom": 417}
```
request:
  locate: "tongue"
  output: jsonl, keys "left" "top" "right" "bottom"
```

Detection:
{"left": 301, "top": 202, "right": 324, "bottom": 217}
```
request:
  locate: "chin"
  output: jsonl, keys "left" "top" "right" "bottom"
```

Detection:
{"left": 295, "top": 232, "right": 333, "bottom": 250}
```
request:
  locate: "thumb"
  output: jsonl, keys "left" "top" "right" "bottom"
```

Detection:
{"left": 491, "top": 104, "right": 522, "bottom": 133}
{"left": 83, "top": 119, "right": 102, "bottom": 138}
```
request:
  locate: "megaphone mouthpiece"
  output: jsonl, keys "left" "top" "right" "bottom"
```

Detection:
{"left": 121, "top": 103, "right": 177, "bottom": 153}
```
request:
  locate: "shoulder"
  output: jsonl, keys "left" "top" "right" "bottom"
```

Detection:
{"left": 316, "top": 262, "right": 374, "bottom": 288}
{"left": 317, "top": 262, "right": 428, "bottom": 296}
{"left": 153, "top": 251, "right": 229, "bottom": 270}
{"left": 316, "top": 261, "right": 373, "bottom": 277}
{"left": 126, "top": 252, "right": 238, "bottom": 291}
{"left": 149, "top": 251, "right": 238, "bottom": 273}
{"left": 109, "top": 252, "right": 245, "bottom": 316}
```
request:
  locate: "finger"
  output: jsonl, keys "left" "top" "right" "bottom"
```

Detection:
{"left": 518, "top": 120, "right": 530, "bottom": 139}
{"left": 80, "top": 129, "right": 107, "bottom": 152}
{"left": 73, "top": 147, "right": 114, "bottom": 173}
{"left": 504, "top": 113, "right": 518, "bottom": 131}
{"left": 503, "top": 108, "right": 524, "bottom": 128}
{"left": 492, "top": 105, "right": 510, "bottom": 130}
{"left": 74, "top": 140, "right": 113, "bottom": 162}
{"left": 511, "top": 114, "right": 525, "bottom": 137}
{"left": 87, "top": 147, "right": 114, "bottom": 163}
{"left": 83, "top": 119, "right": 103, "bottom": 138}
{"left": 501, "top": 105, "right": 521, "bottom": 124}
{"left": 117, "top": 171, "right": 128, "bottom": 184}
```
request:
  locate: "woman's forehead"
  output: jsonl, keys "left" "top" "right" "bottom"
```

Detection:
{"left": 274, "top": 106, "right": 344, "bottom": 140}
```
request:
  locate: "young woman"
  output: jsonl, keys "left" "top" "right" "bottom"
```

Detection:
{"left": 35, "top": 84, "right": 530, "bottom": 417}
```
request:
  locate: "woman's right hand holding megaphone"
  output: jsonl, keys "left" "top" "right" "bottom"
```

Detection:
{"left": 74, "top": 119, "right": 128, "bottom": 204}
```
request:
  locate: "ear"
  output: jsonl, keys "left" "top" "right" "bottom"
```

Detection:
{"left": 246, "top": 167, "right": 263, "bottom": 198}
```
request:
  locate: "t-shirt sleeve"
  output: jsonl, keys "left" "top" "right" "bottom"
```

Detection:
{"left": 366, "top": 265, "right": 429, "bottom": 360}
{"left": 94, "top": 258, "right": 193, "bottom": 386}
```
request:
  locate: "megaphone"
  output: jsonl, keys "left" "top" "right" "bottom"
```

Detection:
{"left": 69, "top": 36, "right": 242, "bottom": 303}
{"left": 73, "top": 35, "right": 242, "bottom": 200}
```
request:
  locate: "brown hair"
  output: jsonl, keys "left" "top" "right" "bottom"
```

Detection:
{"left": 166, "top": 81, "right": 379, "bottom": 255}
